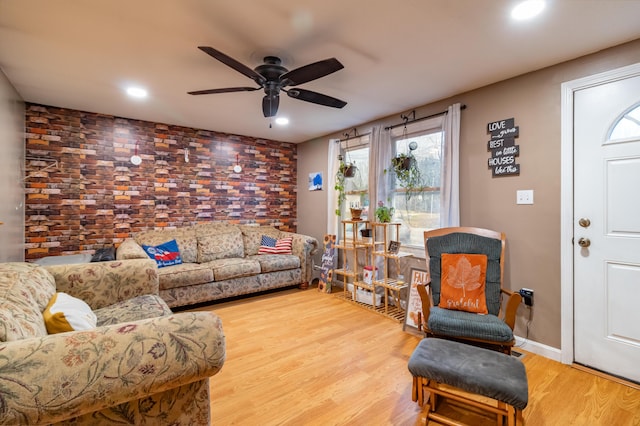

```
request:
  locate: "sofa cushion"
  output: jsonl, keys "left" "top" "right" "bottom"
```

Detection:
{"left": 157, "top": 262, "right": 215, "bottom": 290}
{"left": 0, "top": 262, "right": 56, "bottom": 342}
{"left": 197, "top": 225, "right": 244, "bottom": 263}
{"left": 135, "top": 228, "right": 198, "bottom": 263}
{"left": 249, "top": 254, "right": 300, "bottom": 273}
{"left": 43, "top": 292, "right": 97, "bottom": 334}
{"left": 94, "top": 294, "right": 172, "bottom": 326}
{"left": 142, "top": 239, "right": 184, "bottom": 268}
{"left": 205, "top": 258, "right": 261, "bottom": 281}
{"left": 240, "top": 225, "right": 282, "bottom": 256}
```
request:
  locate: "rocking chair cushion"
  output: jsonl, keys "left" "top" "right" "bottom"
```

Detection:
{"left": 427, "top": 306, "right": 514, "bottom": 342}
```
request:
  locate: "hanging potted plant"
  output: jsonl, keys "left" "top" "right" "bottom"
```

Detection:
{"left": 343, "top": 162, "right": 357, "bottom": 177}
{"left": 334, "top": 155, "right": 357, "bottom": 216}
{"left": 390, "top": 141, "right": 423, "bottom": 202}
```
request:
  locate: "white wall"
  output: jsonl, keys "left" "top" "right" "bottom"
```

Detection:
{"left": 0, "top": 69, "right": 25, "bottom": 261}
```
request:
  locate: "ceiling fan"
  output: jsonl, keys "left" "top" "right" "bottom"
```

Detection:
{"left": 188, "top": 46, "right": 347, "bottom": 118}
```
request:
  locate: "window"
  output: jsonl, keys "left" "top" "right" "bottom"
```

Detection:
{"left": 391, "top": 121, "right": 444, "bottom": 248}
{"left": 609, "top": 104, "right": 640, "bottom": 141}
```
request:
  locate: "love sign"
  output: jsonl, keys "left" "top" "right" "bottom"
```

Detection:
{"left": 487, "top": 118, "right": 521, "bottom": 177}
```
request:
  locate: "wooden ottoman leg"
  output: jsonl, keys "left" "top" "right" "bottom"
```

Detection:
{"left": 428, "top": 380, "right": 437, "bottom": 412}
{"left": 516, "top": 408, "right": 524, "bottom": 426}
{"left": 507, "top": 405, "right": 524, "bottom": 426}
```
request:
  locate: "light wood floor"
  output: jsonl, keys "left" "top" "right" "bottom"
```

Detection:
{"left": 188, "top": 287, "right": 640, "bottom": 425}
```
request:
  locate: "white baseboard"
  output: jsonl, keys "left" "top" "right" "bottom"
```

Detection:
{"left": 514, "top": 335, "right": 562, "bottom": 362}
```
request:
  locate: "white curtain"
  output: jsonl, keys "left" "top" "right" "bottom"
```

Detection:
{"left": 326, "top": 138, "right": 341, "bottom": 236}
{"left": 368, "top": 125, "right": 392, "bottom": 216}
{"left": 441, "top": 103, "right": 461, "bottom": 227}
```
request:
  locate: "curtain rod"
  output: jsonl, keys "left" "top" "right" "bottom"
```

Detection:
{"left": 384, "top": 104, "right": 467, "bottom": 131}
{"left": 335, "top": 131, "right": 372, "bottom": 142}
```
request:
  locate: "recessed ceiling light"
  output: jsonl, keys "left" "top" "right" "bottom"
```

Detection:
{"left": 275, "top": 117, "right": 289, "bottom": 126}
{"left": 511, "top": 0, "right": 545, "bottom": 20}
{"left": 126, "top": 87, "right": 148, "bottom": 98}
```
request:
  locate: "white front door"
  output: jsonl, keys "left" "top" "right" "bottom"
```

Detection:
{"left": 573, "top": 71, "right": 640, "bottom": 383}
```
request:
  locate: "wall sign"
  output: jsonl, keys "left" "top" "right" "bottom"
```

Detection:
{"left": 318, "top": 234, "right": 336, "bottom": 294}
{"left": 487, "top": 118, "right": 520, "bottom": 177}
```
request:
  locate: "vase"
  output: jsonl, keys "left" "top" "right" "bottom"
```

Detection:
{"left": 350, "top": 208, "right": 362, "bottom": 220}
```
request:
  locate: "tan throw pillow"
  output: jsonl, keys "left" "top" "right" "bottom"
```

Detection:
{"left": 439, "top": 253, "right": 488, "bottom": 314}
{"left": 43, "top": 292, "right": 97, "bottom": 334}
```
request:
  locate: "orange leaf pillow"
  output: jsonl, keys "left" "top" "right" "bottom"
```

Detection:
{"left": 439, "top": 253, "right": 488, "bottom": 314}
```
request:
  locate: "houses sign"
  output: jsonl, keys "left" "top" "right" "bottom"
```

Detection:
{"left": 487, "top": 117, "right": 520, "bottom": 177}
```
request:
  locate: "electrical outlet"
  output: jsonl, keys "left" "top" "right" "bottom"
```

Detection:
{"left": 519, "top": 288, "right": 534, "bottom": 306}
{"left": 516, "top": 189, "right": 534, "bottom": 205}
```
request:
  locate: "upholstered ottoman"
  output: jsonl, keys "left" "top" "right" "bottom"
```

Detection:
{"left": 408, "top": 338, "right": 528, "bottom": 426}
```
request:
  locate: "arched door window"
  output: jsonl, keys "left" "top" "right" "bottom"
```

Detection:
{"left": 608, "top": 103, "right": 640, "bottom": 141}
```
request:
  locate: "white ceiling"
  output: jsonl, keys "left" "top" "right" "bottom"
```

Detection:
{"left": 1, "top": 1, "right": 640, "bottom": 143}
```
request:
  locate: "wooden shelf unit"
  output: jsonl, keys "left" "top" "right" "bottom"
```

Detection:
{"left": 334, "top": 220, "right": 409, "bottom": 322}
{"left": 334, "top": 219, "right": 373, "bottom": 303}
{"left": 371, "top": 222, "right": 408, "bottom": 321}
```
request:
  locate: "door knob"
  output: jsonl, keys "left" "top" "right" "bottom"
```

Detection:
{"left": 578, "top": 218, "right": 591, "bottom": 228}
{"left": 578, "top": 237, "right": 591, "bottom": 248}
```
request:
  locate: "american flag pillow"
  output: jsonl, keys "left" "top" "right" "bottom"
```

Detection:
{"left": 258, "top": 235, "right": 293, "bottom": 255}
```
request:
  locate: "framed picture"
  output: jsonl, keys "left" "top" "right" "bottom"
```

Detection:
{"left": 388, "top": 240, "right": 401, "bottom": 254}
{"left": 403, "top": 268, "right": 429, "bottom": 334}
{"left": 308, "top": 172, "right": 323, "bottom": 191}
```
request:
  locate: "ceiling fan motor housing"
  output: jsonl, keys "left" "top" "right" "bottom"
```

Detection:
{"left": 188, "top": 47, "right": 347, "bottom": 117}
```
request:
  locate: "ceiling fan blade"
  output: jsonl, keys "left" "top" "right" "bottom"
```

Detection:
{"left": 280, "top": 58, "right": 344, "bottom": 86}
{"left": 197, "top": 46, "right": 266, "bottom": 84}
{"left": 286, "top": 88, "right": 347, "bottom": 109}
{"left": 262, "top": 94, "right": 280, "bottom": 118}
{"left": 188, "top": 87, "right": 260, "bottom": 95}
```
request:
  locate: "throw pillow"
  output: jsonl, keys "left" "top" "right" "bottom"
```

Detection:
{"left": 439, "top": 253, "right": 488, "bottom": 314}
{"left": 43, "top": 292, "right": 97, "bottom": 334}
{"left": 258, "top": 235, "right": 293, "bottom": 255}
{"left": 142, "top": 239, "right": 183, "bottom": 268}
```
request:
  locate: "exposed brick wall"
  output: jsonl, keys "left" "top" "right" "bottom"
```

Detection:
{"left": 24, "top": 104, "right": 297, "bottom": 260}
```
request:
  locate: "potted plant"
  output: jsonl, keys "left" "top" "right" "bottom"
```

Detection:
{"left": 390, "top": 152, "right": 423, "bottom": 202}
{"left": 375, "top": 201, "right": 395, "bottom": 223}
{"left": 334, "top": 155, "right": 357, "bottom": 216}
{"left": 391, "top": 152, "right": 413, "bottom": 171}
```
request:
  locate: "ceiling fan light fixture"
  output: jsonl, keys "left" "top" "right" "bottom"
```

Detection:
{"left": 275, "top": 117, "right": 289, "bottom": 126}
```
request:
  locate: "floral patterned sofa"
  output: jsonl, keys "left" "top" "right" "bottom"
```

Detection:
{"left": 0, "top": 260, "right": 225, "bottom": 425}
{"left": 117, "top": 222, "right": 319, "bottom": 309}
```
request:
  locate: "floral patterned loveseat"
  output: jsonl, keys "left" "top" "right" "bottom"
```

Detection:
{"left": 117, "top": 222, "right": 319, "bottom": 308}
{"left": 0, "top": 260, "right": 226, "bottom": 425}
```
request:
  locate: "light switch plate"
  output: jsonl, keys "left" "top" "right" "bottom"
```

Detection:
{"left": 516, "top": 189, "right": 534, "bottom": 205}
